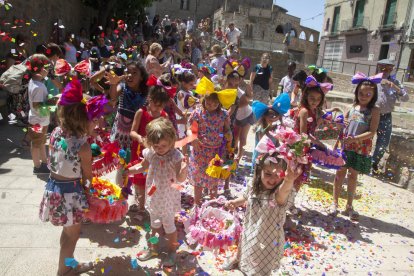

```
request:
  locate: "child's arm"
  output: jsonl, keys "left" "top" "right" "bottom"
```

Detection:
{"left": 79, "top": 142, "right": 93, "bottom": 187}
{"left": 170, "top": 98, "right": 184, "bottom": 117}
{"left": 275, "top": 166, "right": 302, "bottom": 206}
{"left": 127, "top": 158, "right": 149, "bottom": 175}
{"left": 346, "top": 107, "right": 380, "bottom": 143}
{"left": 105, "top": 71, "right": 125, "bottom": 101}
{"left": 299, "top": 108, "right": 325, "bottom": 148}
{"left": 130, "top": 109, "right": 145, "bottom": 145}
{"left": 225, "top": 196, "right": 247, "bottom": 210}
{"left": 175, "top": 155, "right": 188, "bottom": 183}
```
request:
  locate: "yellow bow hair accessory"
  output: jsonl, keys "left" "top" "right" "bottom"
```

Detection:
{"left": 195, "top": 77, "right": 237, "bottom": 109}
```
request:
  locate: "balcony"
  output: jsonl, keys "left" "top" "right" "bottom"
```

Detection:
{"left": 340, "top": 17, "right": 370, "bottom": 34}
{"left": 380, "top": 13, "right": 397, "bottom": 30}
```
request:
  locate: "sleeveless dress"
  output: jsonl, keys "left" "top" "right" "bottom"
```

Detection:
{"left": 343, "top": 106, "right": 373, "bottom": 174}
{"left": 130, "top": 107, "right": 168, "bottom": 186}
{"left": 188, "top": 107, "right": 230, "bottom": 189}
{"left": 238, "top": 181, "right": 287, "bottom": 275}
{"left": 39, "top": 127, "right": 89, "bottom": 226}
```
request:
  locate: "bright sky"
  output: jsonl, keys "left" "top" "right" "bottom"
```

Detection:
{"left": 274, "top": 0, "right": 325, "bottom": 33}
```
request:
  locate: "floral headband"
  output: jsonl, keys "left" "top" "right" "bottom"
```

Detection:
{"left": 305, "top": 75, "right": 333, "bottom": 94}
{"left": 171, "top": 64, "right": 192, "bottom": 76}
{"left": 252, "top": 93, "right": 291, "bottom": 120}
{"left": 194, "top": 77, "right": 237, "bottom": 109}
{"left": 222, "top": 58, "right": 251, "bottom": 77}
{"left": 58, "top": 78, "right": 86, "bottom": 106}
{"left": 86, "top": 95, "right": 108, "bottom": 120}
{"left": 146, "top": 74, "right": 177, "bottom": 98}
{"left": 351, "top": 72, "right": 383, "bottom": 84}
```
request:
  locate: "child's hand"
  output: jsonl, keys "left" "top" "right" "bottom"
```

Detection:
{"left": 225, "top": 200, "right": 236, "bottom": 211}
{"left": 285, "top": 165, "right": 302, "bottom": 181}
{"left": 136, "top": 135, "right": 145, "bottom": 146}
{"left": 105, "top": 71, "right": 125, "bottom": 85}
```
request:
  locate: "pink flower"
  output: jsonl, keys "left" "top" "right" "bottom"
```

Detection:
{"left": 49, "top": 193, "right": 62, "bottom": 207}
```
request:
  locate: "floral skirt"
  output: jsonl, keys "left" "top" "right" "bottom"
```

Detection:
{"left": 189, "top": 145, "right": 221, "bottom": 189}
{"left": 344, "top": 150, "right": 372, "bottom": 174}
{"left": 39, "top": 178, "right": 88, "bottom": 227}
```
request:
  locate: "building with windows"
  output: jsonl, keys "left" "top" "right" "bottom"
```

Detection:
{"left": 318, "top": 0, "right": 413, "bottom": 78}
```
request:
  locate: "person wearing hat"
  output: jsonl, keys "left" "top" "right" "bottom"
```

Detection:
{"left": 210, "top": 44, "right": 226, "bottom": 77}
{"left": 372, "top": 59, "right": 409, "bottom": 173}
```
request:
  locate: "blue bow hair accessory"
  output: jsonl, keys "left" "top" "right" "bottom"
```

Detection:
{"left": 252, "top": 93, "right": 291, "bottom": 120}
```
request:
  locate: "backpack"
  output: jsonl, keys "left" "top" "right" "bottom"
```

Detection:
{"left": 0, "top": 61, "right": 29, "bottom": 94}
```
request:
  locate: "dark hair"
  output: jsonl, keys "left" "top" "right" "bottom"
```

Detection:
{"left": 311, "top": 70, "right": 327, "bottom": 83}
{"left": 140, "top": 41, "right": 149, "bottom": 57}
{"left": 354, "top": 80, "right": 378, "bottom": 109}
{"left": 148, "top": 83, "right": 170, "bottom": 105}
{"left": 300, "top": 86, "right": 325, "bottom": 111}
{"left": 160, "top": 72, "right": 179, "bottom": 86}
{"left": 45, "top": 43, "right": 63, "bottom": 58}
{"left": 178, "top": 71, "right": 196, "bottom": 83}
{"left": 126, "top": 60, "right": 148, "bottom": 95}
{"left": 201, "top": 93, "right": 221, "bottom": 112}
{"left": 292, "top": 70, "right": 307, "bottom": 90}
{"left": 252, "top": 152, "right": 287, "bottom": 195}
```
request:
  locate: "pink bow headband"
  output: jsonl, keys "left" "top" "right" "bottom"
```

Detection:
{"left": 351, "top": 72, "right": 383, "bottom": 84}
{"left": 305, "top": 75, "right": 333, "bottom": 94}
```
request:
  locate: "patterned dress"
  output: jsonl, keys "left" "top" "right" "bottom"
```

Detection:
{"left": 39, "top": 127, "right": 88, "bottom": 226}
{"left": 239, "top": 182, "right": 287, "bottom": 275}
{"left": 110, "top": 84, "right": 147, "bottom": 150}
{"left": 188, "top": 107, "right": 230, "bottom": 189}
{"left": 143, "top": 148, "right": 183, "bottom": 217}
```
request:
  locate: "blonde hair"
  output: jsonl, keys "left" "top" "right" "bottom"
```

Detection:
{"left": 57, "top": 103, "right": 89, "bottom": 137}
{"left": 149, "top": 43, "right": 162, "bottom": 55}
{"left": 145, "top": 117, "right": 177, "bottom": 147}
{"left": 28, "top": 54, "right": 50, "bottom": 73}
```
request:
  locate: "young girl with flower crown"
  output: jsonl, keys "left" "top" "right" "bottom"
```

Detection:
{"left": 331, "top": 73, "right": 380, "bottom": 220}
{"left": 188, "top": 77, "right": 236, "bottom": 205}
{"left": 129, "top": 75, "right": 171, "bottom": 213}
{"left": 39, "top": 79, "right": 106, "bottom": 276}
{"left": 127, "top": 117, "right": 188, "bottom": 267}
{"left": 223, "top": 151, "right": 302, "bottom": 275}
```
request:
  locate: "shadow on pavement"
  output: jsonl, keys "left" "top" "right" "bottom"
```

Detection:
{"left": 0, "top": 124, "right": 31, "bottom": 172}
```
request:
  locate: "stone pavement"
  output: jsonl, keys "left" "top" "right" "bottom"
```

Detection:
{"left": 1, "top": 122, "right": 414, "bottom": 276}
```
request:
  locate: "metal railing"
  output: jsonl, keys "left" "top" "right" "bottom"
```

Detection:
{"left": 318, "top": 58, "right": 378, "bottom": 77}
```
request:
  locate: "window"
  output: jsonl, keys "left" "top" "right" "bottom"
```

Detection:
{"left": 299, "top": 31, "right": 306, "bottom": 40}
{"left": 383, "top": 0, "right": 397, "bottom": 27}
{"left": 180, "top": 0, "right": 189, "bottom": 10}
{"left": 331, "top": 6, "right": 341, "bottom": 34}
{"left": 309, "top": 34, "right": 314, "bottom": 42}
{"left": 290, "top": 28, "right": 297, "bottom": 38}
{"left": 379, "top": 45, "right": 390, "bottom": 60}
{"left": 275, "top": 25, "right": 284, "bottom": 34}
{"left": 325, "top": 18, "right": 330, "bottom": 32}
{"left": 353, "top": 0, "right": 366, "bottom": 28}
{"left": 322, "top": 40, "right": 344, "bottom": 72}
{"left": 350, "top": 45, "right": 363, "bottom": 53}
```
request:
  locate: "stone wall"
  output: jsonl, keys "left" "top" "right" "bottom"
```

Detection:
{"left": 0, "top": 0, "right": 96, "bottom": 56}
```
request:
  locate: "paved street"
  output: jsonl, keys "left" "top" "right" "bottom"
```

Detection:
{"left": 0, "top": 122, "right": 414, "bottom": 275}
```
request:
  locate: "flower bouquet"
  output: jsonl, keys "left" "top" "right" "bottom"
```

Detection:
{"left": 84, "top": 177, "right": 128, "bottom": 223}
{"left": 315, "top": 111, "right": 344, "bottom": 140}
{"left": 185, "top": 196, "right": 241, "bottom": 250}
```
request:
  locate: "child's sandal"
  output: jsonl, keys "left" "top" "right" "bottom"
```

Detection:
{"left": 137, "top": 249, "right": 158, "bottom": 261}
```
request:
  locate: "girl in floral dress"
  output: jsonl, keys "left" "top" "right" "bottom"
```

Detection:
{"left": 188, "top": 92, "right": 233, "bottom": 205}
{"left": 332, "top": 74, "right": 380, "bottom": 220}
{"left": 39, "top": 79, "right": 105, "bottom": 275}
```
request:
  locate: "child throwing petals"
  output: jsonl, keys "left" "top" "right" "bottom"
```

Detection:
{"left": 223, "top": 152, "right": 301, "bottom": 275}
{"left": 127, "top": 117, "right": 188, "bottom": 267}
{"left": 332, "top": 73, "right": 381, "bottom": 220}
{"left": 129, "top": 76, "right": 170, "bottom": 213}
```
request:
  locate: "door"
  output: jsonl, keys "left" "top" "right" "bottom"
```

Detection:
{"left": 331, "top": 6, "right": 341, "bottom": 34}
{"left": 353, "top": 0, "right": 366, "bottom": 28}
{"left": 383, "top": 0, "right": 397, "bottom": 26}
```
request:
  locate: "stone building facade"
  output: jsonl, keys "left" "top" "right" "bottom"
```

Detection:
{"left": 318, "top": 0, "right": 412, "bottom": 77}
{"left": 0, "top": 0, "right": 96, "bottom": 56}
{"left": 212, "top": 2, "right": 320, "bottom": 65}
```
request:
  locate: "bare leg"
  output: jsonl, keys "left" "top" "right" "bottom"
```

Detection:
{"left": 346, "top": 168, "right": 359, "bottom": 208}
{"left": 58, "top": 224, "right": 81, "bottom": 275}
{"left": 194, "top": 186, "right": 203, "bottom": 206}
{"left": 333, "top": 167, "right": 347, "bottom": 206}
{"left": 236, "top": 124, "right": 251, "bottom": 160}
{"left": 165, "top": 230, "right": 178, "bottom": 253}
{"left": 31, "top": 145, "right": 41, "bottom": 168}
{"left": 209, "top": 185, "right": 218, "bottom": 200}
{"left": 40, "top": 143, "right": 47, "bottom": 164}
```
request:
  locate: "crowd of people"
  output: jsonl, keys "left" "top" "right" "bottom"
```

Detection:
{"left": 0, "top": 12, "right": 410, "bottom": 276}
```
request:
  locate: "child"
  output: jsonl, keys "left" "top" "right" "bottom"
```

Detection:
{"left": 289, "top": 76, "right": 332, "bottom": 211}
{"left": 223, "top": 152, "right": 301, "bottom": 274}
{"left": 129, "top": 77, "right": 170, "bottom": 213}
{"left": 332, "top": 74, "right": 380, "bottom": 220}
{"left": 188, "top": 77, "right": 235, "bottom": 205}
{"left": 108, "top": 61, "right": 148, "bottom": 185}
{"left": 251, "top": 93, "right": 291, "bottom": 173}
{"left": 176, "top": 71, "right": 197, "bottom": 140}
{"left": 39, "top": 79, "right": 98, "bottom": 275}
{"left": 127, "top": 117, "right": 188, "bottom": 267}
{"left": 27, "top": 54, "right": 51, "bottom": 174}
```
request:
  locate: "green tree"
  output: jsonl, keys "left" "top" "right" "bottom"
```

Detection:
{"left": 82, "top": 0, "right": 153, "bottom": 26}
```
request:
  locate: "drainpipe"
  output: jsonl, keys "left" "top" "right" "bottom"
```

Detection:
{"left": 396, "top": 0, "right": 414, "bottom": 81}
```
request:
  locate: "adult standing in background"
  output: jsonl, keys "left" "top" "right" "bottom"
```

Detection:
{"left": 372, "top": 59, "right": 409, "bottom": 173}
{"left": 145, "top": 43, "right": 172, "bottom": 78}
{"left": 225, "top": 23, "right": 241, "bottom": 48}
{"left": 250, "top": 53, "right": 273, "bottom": 104}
